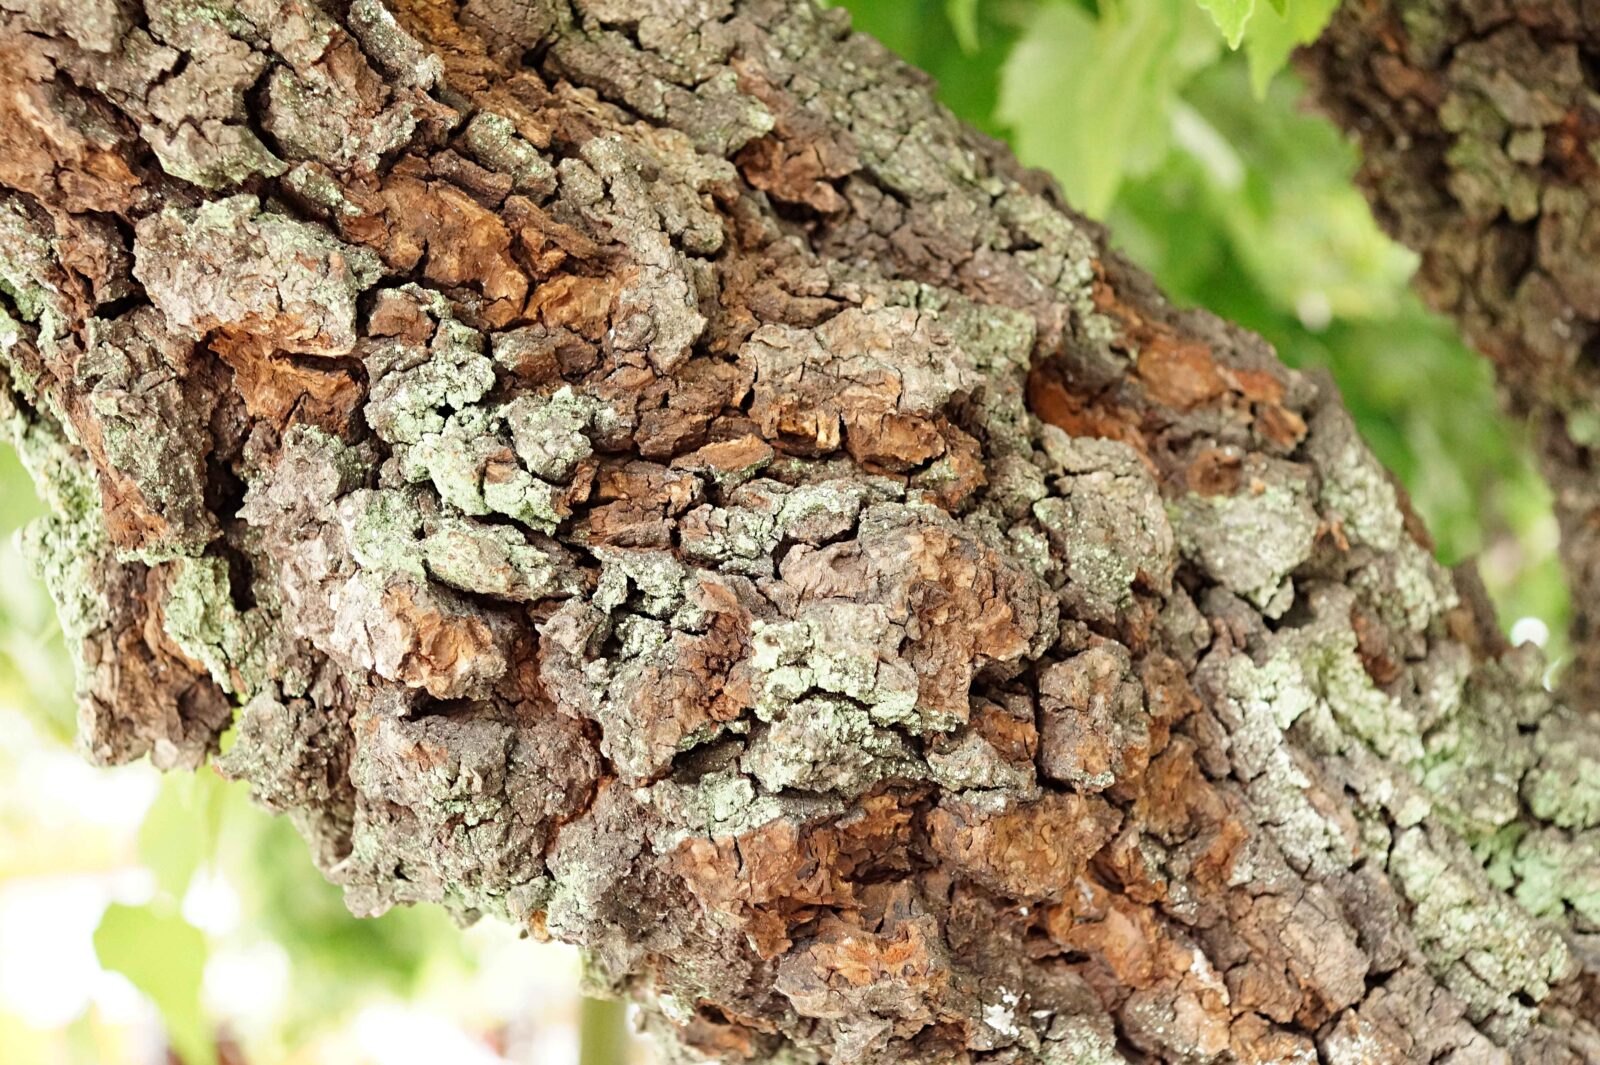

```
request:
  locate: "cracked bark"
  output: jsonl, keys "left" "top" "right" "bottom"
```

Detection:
{"left": 2, "top": 1, "right": 1598, "bottom": 1062}
{"left": 1300, "top": 0, "right": 1600, "bottom": 713}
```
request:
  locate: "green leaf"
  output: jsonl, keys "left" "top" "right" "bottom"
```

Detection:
{"left": 1196, "top": 0, "right": 1255, "bottom": 47}
{"left": 947, "top": 0, "right": 980, "bottom": 53}
{"left": 998, "top": 0, "right": 1218, "bottom": 218}
{"left": 137, "top": 771, "right": 227, "bottom": 900}
{"left": 94, "top": 903, "right": 214, "bottom": 1065}
{"left": 1242, "top": 0, "right": 1339, "bottom": 96}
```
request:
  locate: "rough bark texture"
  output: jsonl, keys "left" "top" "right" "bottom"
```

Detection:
{"left": 2, "top": 1, "right": 1599, "bottom": 1062}
{"left": 1301, "top": 0, "right": 1600, "bottom": 710}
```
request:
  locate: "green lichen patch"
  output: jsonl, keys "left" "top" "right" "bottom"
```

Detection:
{"left": 749, "top": 602, "right": 919, "bottom": 728}
{"left": 741, "top": 695, "right": 920, "bottom": 795}
{"left": 503, "top": 387, "right": 601, "bottom": 483}
{"left": 421, "top": 518, "right": 584, "bottom": 603}
{"left": 160, "top": 554, "right": 271, "bottom": 697}
{"left": 462, "top": 112, "right": 558, "bottom": 198}
{"left": 1170, "top": 457, "right": 1318, "bottom": 616}
{"left": 1388, "top": 825, "right": 1573, "bottom": 1037}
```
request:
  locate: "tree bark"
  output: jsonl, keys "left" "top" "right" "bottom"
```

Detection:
{"left": 1300, "top": 0, "right": 1600, "bottom": 710}
{"left": 1, "top": 1, "right": 1598, "bottom": 1062}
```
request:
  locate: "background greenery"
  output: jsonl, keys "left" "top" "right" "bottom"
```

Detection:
{"left": 0, "top": 1, "right": 1565, "bottom": 1062}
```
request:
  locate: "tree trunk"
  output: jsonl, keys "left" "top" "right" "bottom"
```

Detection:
{"left": 1, "top": 1, "right": 1597, "bottom": 1062}
{"left": 1300, "top": 0, "right": 1600, "bottom": 711}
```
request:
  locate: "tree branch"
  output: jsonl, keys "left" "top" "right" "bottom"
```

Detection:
{"left": 0, "top": 0, "right": 1597, "bottom": 1061}
{"left": 1301, "top": 0, "right": 1600, "bottom": 709}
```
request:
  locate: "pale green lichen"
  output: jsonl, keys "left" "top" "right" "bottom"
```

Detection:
{"left": 0, "top": 197, "right": 68, "bottom": 351}
{"left": 421, "top": 518, "right": 581, "bottom": 603}
{"left": 588, "top": 618, "right": 678, "bottom": 777}
{"left": 160, "top": 554, "right": 270, "bottom": 697}
{"left": 462, "top": 112, "right": 558, "bottom": 197}
{"left": 345, "top": 0, "right": 444, "bottom": 90}
{"left": 133, "top": 194, "right": 382, "bottom": 355}
{"left": 776, "top": 481, "right": 874, "bottom": 541}
{"left": 681, "top": 478, "right": 882, "bottom": 576}
{"left": 749, "top": 602, "right": 920, "bottom": 729}
{"left": 741, "top": 695, "right": 919, "bottom": 795}
{"left": 1308, "top": 407, "right": 1404, "bottom": 553}
{"left": 647, "top": 767, "right": 758, "bottom": 842}
{"left": 1349, "top": 537, "right": 1456, "bottom": 637}
{"left": 1035, "top": 1021, "right": 1129, "bottom": 1065}
{"left": 1221, "top": 626, "right": 1380, "bottom": 874}
{"left": 592, "top": 547, "right": 689, "bottom": 619}
{"left": 401, "top": 408, "right": 566, "bottom": 533}
{"left": 338, "top": 488, "right": 426, "bottom": 579}
{"left": 1522, "top": 716, "right": 1600, "bottom": 830}
{"left": 1034, "top": 495, "right": 1140, "bottom": 610}
{"left": 352, "top": 714, "right": 514, "bottom": 824}
{"left": 1295, "top": 618, "right": 1424, "bottom": 765}
{"left": 18, "top": 468, "right": 112, "bottom": 656}
{"left": 1217, "top": 597, "right": 1441, "bottom": 873}
{"left": 1217, "top": 647, "right": 1319, "bottom": 779}
{"left": 1418, "top": 654, "right": 1544, "bottom": 843}
{"left": 284, "top": 162, "right": 366, "bottom": 218}
{"left": 147, "top": 0, "right": 290, "bottom": 50}
{"left": 1170, "top": 477, "right": 1318, "bottom": 616}
{"left": 264, "top": 60, "right": 418, "bottom": 173}
{"left": 680, "top": 494, "right": 785, "bottom": 574}
{"left": 76, "top": 312, "right": 217, "bottom": 560}
{"left": 2, "top": 370, "right": 113, "bottom": 664}
{"left": 926, "top": 729, "right": 1037, "bottom": 794}
{"left": 482, "top": 474, "right": 566, "bottom": 532}
{"left": 504, "top": 387, "right": 599, "bottom": 482}
{"left": 1388, "top": 826, "right": 1573, "bottom": 1036}
{"left": 1420, "top": 715, "right": 1527, "bottom": 841}
{"left": 366, "top": 310, "right": 498, "bottom": 446}
{"left": 991, "top": 184, "right": 1103, "bottom": 322}
{"left": 143, "top": 121, "right": 287, "bottom": 190}
{"left": 1507, "top": 827, "right": 1600, "bottom": 927}
{"left": 1032, "top": 436, "right": 1173, "bottom": 619}
{"left": 366, "top": 304, "right": 592, "bottom": 536}
{"left": 1242, "top": 749, "right": 1358, "bottom": 875}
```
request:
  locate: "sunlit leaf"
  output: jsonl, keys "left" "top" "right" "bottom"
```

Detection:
{"left": 998, "top": 0, "right": 1218, "bottom": 217}
{"left": 138, "top": 772, "right": 227, "bottom": 900}
{"left": 1243, "top": 0, "right": 1339, "bottom": 96}
{"left": 947, "top": 0, "right": 980, "bottom": 52}
{"left": 94, "top": 903, "right": 214, "bottom": 1065}
{"left": 1196, "top": 0, "right": 1254, "bottom": 47}
{"left": 0, "top": 1011, "right": 53, "bottom": 1065}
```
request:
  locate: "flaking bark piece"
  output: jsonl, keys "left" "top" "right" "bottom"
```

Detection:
{"left": 134, "top": 194, "right": 382, "bottom": 357}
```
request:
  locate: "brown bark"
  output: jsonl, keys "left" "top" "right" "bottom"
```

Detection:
{"left": 1, "top": 1, "right": 1598, "bottom": 1062}
{"left": 1300, "top": 0, "right": 1600, "bottom": 710}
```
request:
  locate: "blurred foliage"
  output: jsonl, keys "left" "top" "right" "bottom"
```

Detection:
{"left": 0, "top": 448, "right": 74, "bottom": 744}
{"left": 0, "top": 449, "right": 474, "bottom": 1064}
{"left": 94, "top": 902, "right": 212, "bottom": 1065}
{"left": 841, "top": 0, "right": 1567, "bottom": 651}
{"left": 998, "top": 0, "right": 1219, "bottom": 217}
{"left": 0, "top": 1, "right": 1572, "bottom": 1061}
